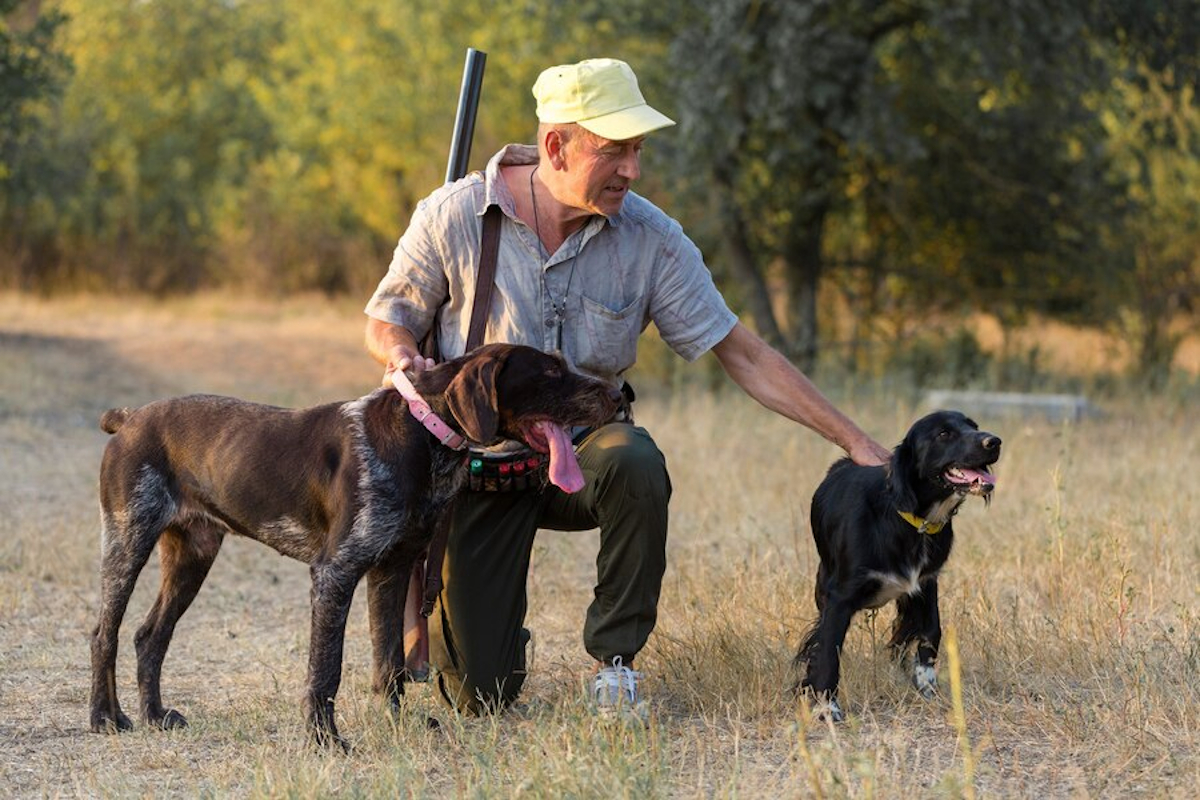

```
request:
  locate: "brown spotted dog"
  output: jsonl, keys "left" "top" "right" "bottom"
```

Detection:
{"left": 90, "top": 343, "right": 620, "bottom": 749}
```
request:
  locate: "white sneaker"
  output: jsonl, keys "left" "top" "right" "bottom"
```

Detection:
{"left": 593, "top": 656, "right": 645, "bottom": 718}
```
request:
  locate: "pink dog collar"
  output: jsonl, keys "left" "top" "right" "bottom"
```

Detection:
{"left": 391, "top": 371, "right": 468, "bottom": 451}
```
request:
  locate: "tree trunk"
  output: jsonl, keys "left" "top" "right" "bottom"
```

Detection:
{"left": 715, "top": 170, "right": 785, "bottom": 348}
{"left": 783, "top": 211, "right": 828, "bottom": 373}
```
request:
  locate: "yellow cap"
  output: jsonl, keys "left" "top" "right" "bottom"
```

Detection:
{"left": 532, "top": 58, "right": 675, "bottom": 141}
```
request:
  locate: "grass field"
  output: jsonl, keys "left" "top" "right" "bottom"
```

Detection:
{"left": 1, "top": 294, "right": 1196, "bottom": 798}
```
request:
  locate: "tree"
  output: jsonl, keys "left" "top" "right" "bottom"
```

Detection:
{"left": 0, "top": 0, "right": 67, "bottom": 178}
{"left": 1100, "top": 65, "right": 1199, "bottom": 385}
{"left": 657, "top": 0, "right": 1197, "bottom": 372}
{"left": 0, "top": 0, "right": 69, "bottom": 284}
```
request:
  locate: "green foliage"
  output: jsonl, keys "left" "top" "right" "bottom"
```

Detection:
{"left": 657, "top": 0, "right": 1197, "bottom": 370}
{"left": 1, "top": 0, "right": 646, "bottom": 293}
{"left": 0, "top": 0, "right": 69, "bottom": 220}
{"left": 0, "top": 0, "right": 1195, "bottom": 387}
{"left": 1098, "top": 64, "right": 1200, "bottom": 386}
{"left": 0, "top": 1, "right": 67, "bottom": 169}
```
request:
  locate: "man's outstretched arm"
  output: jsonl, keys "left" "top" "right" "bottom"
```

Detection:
{"left": 712, "top": 322, "right": 891, "bottom": 467}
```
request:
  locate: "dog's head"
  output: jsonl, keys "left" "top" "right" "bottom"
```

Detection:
{"left": 888, "top": 410, "right": 1001, "bottom": 510}
{"left": 421, "top": 344, "right": 620, "bottom": 493}
{"left": 432, "top": 344, "right": 619, "bottom": 446}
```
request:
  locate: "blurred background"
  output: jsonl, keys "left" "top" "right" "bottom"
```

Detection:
{"left": 2, "top": 0, "right": 1197, "bottom": 392}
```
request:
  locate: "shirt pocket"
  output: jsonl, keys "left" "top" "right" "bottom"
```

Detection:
{"left": 575, "top": 294, "right": 643, "bottom": 377}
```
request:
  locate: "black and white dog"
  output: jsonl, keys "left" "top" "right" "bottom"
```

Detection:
{"left": 794, "top": 410, "right": 1001, "bottom": 721}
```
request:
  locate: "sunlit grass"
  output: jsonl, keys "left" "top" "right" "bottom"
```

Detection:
{"left": 0, "top": 294, "right": 1196, "bottom": 797}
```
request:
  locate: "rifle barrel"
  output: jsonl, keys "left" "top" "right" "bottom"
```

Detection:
{"left": 445, "top": 48, "right": 487, "bottom": 184}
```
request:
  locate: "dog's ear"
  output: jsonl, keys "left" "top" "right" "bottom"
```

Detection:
{"left": 887, "top": 439, "right": 918, "bottom": 512}
{"left": 445, "top": 355, "right": 501, "bottom": 443}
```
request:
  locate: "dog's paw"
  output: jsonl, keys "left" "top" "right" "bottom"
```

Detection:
{"left": 311, "top": 725, "right": 353, "bottom": 754}
{"left": 913, "top": 662, "right": 938, "bottom": 699}
{"left": 148, "top": 708, "right": 189, "bottom": 730}
{"left": 91, "top": 710, "right": 134, "bottom": 734}
{"left": 813, "top": 698, "right": 846, "bottom": 723}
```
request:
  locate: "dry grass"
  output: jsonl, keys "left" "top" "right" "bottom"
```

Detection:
{"left": 0, "top": 293, "right": 1196, "bottom": 798}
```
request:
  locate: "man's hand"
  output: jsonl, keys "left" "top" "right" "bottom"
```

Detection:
{"left": 382, "top": 346, "right": 436, "bottom": 387}
{"left": 366, "top": 319, "right": 435, "bottom": 386}
{"left": 846, "top": 435, "right": 892, "bottom": 468}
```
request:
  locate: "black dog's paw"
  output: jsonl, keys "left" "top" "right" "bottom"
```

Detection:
{"left": 813, "top": 697, "right": 846, "bottom": 723}
{"left": 912, "top": 661, "right": 939, "bottom": 699}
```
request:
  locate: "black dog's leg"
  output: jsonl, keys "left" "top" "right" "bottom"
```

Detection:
{"left": 812, "top": 562, "right": 829, "bottom": 613}
{"left": 889, "top": 583, "right": 942, "bottom": 698}
{"left": 798, "top": 593, "right": 857, "bottom": 722}
{"left": 366, "top": 552, "right": 414, "bottom": 714}
{"left": 134, "top": 524, "right": 223, "bottom": 729}
{"left": 912, "top": 580, "right": 942, "bottom": 698}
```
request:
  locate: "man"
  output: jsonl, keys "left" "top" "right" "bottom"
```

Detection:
{"left": 364, "top": 58, "right": 890, "bottom": 716}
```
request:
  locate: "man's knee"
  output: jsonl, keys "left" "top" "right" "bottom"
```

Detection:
{"left": 582, "top": 425, "right": 672, "bottom": 501}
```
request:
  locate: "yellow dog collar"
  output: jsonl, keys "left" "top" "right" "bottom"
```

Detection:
{"left": 897, "top": 510, "right": 945, "bottom": 535}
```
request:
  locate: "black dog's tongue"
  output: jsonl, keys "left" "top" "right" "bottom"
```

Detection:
{"left": 946, "top": 467, "right": 996, "bottom": 492}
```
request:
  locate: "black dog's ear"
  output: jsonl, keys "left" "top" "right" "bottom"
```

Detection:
{"left": 445, "top": 355, "right": 501, "bottom": 443}
{"left": 887, "top": 439, "right": 918, "bottom": 512}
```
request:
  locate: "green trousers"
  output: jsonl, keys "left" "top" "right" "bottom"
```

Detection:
{"left": 429, "top": 423, "right": 670, "bottom": 714}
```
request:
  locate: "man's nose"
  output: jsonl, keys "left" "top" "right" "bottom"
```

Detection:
{"left": 616, "top": 150, "right": 640, "bottom": 181}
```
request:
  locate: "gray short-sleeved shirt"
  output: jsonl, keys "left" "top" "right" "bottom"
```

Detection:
{"left": 365, "top": 144, "right": 738, "bottom": 387}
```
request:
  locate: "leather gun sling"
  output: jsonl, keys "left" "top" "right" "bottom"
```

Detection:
{"left": 404, "top": 204, "right": 501, "bottom": 678}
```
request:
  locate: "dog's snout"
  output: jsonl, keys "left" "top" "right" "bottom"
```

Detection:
{"left": 981, "top": 434, "right": 1001, "bottom": 450}
{"left": 606, "top": 387, "right": 623, "bottom": 404}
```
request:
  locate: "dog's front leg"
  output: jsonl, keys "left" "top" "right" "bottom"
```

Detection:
{"left": 366, "top": 550, "right": 415, "bottom": 713}
{"left": 799, "top": 596, "right": 856, "bottom": 722}
{"left": 889, "top": 584, "right": 942, "bottom": 697}
{"left": 911, "top": 580, "right": 942, "bottom": 698}
{"left": 306, "top": 562, "right": 361, "bottom": 752}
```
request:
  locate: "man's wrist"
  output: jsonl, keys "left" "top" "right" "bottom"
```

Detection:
{"left": 387, "top": 345, "right": 417, "bottom": 372}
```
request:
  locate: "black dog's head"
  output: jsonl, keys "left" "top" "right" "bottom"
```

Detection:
{"left": 888, "top": 410, "right": 1001, "bottom": 511}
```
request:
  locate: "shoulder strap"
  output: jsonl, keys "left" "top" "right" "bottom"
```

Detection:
{"left": 466, "top": 204, "right": 502, "bottom": 352}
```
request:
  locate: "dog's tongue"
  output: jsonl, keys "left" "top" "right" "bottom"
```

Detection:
{"left": 535, "top": 420, "right": 585, "bottom": 493}
{"left": 947, "top": 467, "right": 996, "bottom": 486}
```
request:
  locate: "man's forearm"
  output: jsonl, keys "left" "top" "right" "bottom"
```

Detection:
{"left": 713, "top": 323, "right": 891, "bottom": 466}
{"left": 365, "top": 317, "right": 421, "bottom": 369}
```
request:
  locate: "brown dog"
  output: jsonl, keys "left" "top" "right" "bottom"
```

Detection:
{"left": 89, "top": 343, "right": 620, "bottom": 748}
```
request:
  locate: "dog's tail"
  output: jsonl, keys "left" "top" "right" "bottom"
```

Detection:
{"left": 100, "top": 408, "right": 132, "bottom": 434}
{"left": 790, "top": 618, "right": 823, "bottom": 694}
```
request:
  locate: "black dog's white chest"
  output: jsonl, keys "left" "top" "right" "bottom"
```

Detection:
{"left": 865, "top": 559, "right": 939, "bottom": 608}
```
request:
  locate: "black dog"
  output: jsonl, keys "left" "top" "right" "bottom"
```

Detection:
{"left": 794, "top": 410, "right": 1000, "bottom": 721}
{"left": 90, "top": 344, "right": 620, "bottom": 748}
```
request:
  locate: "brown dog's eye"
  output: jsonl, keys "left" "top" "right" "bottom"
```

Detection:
{"left": 546, "top": 367, "right": 562, "bottom": 378}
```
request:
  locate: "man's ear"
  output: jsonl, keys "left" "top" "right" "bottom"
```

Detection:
{"left": 543, "top": 127, "right": 569, "bottom": 170}
{"left": 445, "top": 356, "right": 501, "bottom": 443}
{"left": 887, "top": 439, "right": 917, "bottom": 512}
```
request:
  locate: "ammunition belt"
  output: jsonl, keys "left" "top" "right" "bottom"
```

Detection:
{"left": 466, "top": 451, "right": 547, "bottom": 492}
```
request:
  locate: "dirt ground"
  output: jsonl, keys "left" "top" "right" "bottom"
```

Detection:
{"left": 1, "top": 293, "right": 1196, "bottom": 798}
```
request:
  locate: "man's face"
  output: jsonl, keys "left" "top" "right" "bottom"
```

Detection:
{"left": 560, "top": 131, "right": 645, "bottom": 217}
